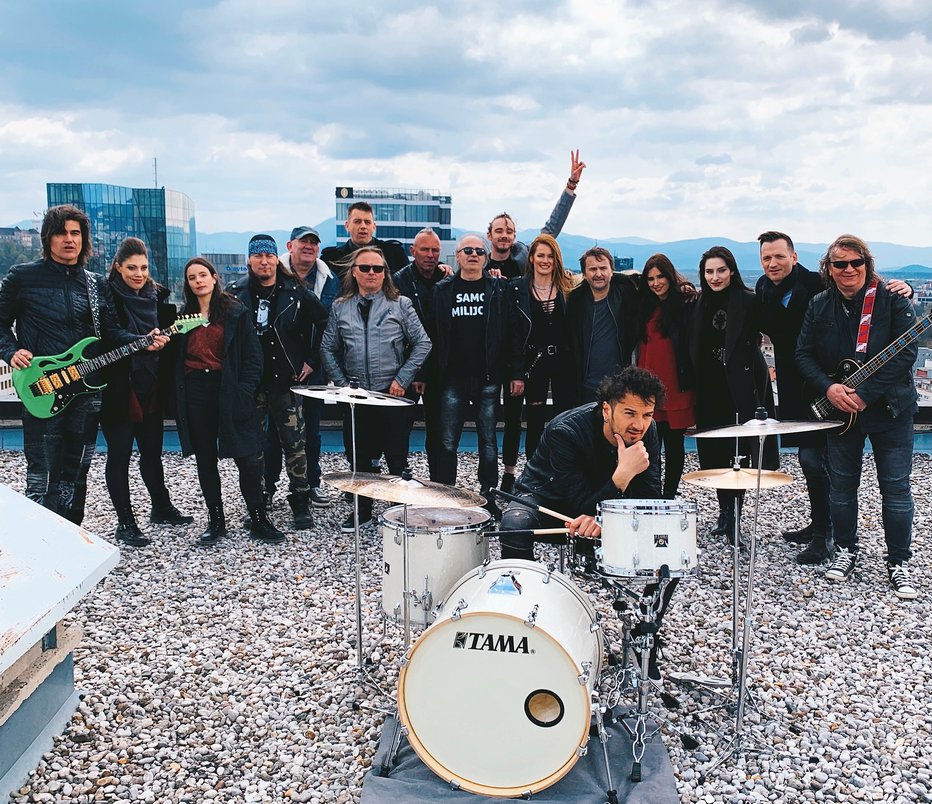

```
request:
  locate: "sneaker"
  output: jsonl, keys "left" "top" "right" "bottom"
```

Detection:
{"left": 341, "top": 509, "right": 373, "bottom": 533}
{"left": 825, "top": 547, "right": 857, "bottom": 582}
{"left": 888, "top": 562, "right": 918, "bottom": 600}
{"left": 309, "top": 486, "right": 331, "bottom": 508}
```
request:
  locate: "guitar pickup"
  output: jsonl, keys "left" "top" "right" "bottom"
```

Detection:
{"left": 66, "top": 365, "right": 81, "bottom": 381}
{"left": 50, "top": 373, "right": 64, "bottom": 389}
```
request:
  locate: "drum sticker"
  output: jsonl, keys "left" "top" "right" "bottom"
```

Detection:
{"left": 453, "top": 631, "right": 531, "bottom": 654}
{"left": 654, "top": 533, "right": 669, "bottom": 548}
{"left": 384, "top": 561, "right": 390, "bottom": 575}
{"left": 488, "top": 572, "right": 522, "bottom": 595}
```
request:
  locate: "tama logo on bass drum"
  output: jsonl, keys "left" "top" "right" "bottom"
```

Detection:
{"left": 453, "top": 631, "right": 531, "bottom": 654}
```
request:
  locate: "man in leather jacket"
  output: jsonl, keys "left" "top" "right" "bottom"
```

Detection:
{"left": 227, "top": 234, "right": 328, "bottom": 534}
{"left": 0, "top": 205, "right": 167, "bottom": 524}
{"left": 320, "top": 201, "right": 408, "bottom": 276}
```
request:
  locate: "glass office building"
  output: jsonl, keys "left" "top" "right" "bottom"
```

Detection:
{"left": 334, "top": 187, "right": 453, "bottom": 257}
{"left": 46, "top": 183, "right": 196, "bottom": 296}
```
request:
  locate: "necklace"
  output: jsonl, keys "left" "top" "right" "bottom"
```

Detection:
{"left": 533, "top": 282, "right": 553, "bottom": 297}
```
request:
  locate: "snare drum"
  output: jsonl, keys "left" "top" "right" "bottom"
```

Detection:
{"left": 397, "top": 559, "right": 603, "bottom": 797}
{"left": 380, "top": 506, "right": 490, "bottom": 628}
{"left": 596, "top": 498, "right": 698, "bottom": 578}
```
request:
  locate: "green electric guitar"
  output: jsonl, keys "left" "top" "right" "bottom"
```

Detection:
{"left": 12, "top": 314, "right": 207, "bottom": 419}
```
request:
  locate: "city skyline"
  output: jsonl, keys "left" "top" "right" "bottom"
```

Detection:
{"left": 2, "top": 2, "right": 932, "bottom": 245}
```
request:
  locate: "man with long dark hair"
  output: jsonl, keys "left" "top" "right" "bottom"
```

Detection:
{"left": 0, "top": 205, "right": 167, "bottom": 524}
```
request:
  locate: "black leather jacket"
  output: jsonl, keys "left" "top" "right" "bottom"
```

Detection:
{"left": 515, "top": 403, "right": 662, "bottom": 516}
{"left": 0, "top": 258, "right": 137, "bottom": 363}
{"left": 796, "top": 282, "right": 918, "bottom": 432}
{"left": 321, "top": 237, "right": 409, "bottom": 276}
{"left": 227, "top": 271, "right": 328, "bottom": 391}
{"left": 430, "top": 270, "right": 510, "bottom": 385}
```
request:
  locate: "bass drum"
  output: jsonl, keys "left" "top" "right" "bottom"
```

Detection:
{"left": 381, "top": 506, "right": 490, "bottom": 628}
{"left": 397, "top": 559, "right": 603, "bottom": 797}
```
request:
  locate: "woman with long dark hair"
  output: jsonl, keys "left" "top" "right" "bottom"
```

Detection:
{"left": 502, "top": 233, "right": 576, "bottom": 491}
{"left": 688, "top": 246, "right": 777, "bottom": 537}
{"left": 101, "top": 237, "right": 191, "bottom": 546}
{"left": 174, "top": 257, "right": 282, "bottom": 546}
{"left": 635, "top": 253, "right": 696, "bottom": 498}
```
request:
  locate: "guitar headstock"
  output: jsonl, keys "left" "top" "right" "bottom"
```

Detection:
{"left": 170, "top": 314, "right": 208, "bottom": 335}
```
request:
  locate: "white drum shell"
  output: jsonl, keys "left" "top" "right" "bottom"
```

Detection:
{"left": 380, "top": 506, "right": 490, "bottom": 627}
{"left": 597, "top": 498, "right": 698, "bottom": 578}
{"left": 398, "top": 559, "right": 603, "bottom": 797}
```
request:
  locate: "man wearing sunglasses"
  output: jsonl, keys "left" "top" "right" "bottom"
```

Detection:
{"left": 796, "top": 235, "right": 918, "bottom": 600}
{"left": 227, "top": 234, "right": 329, "bottom": 537}
{"left": 429, "top": 234, "right": 510, "bottom": 517}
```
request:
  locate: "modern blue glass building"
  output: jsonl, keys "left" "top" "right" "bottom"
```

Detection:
{"left": 46, "top": 183, "right": 196, "bottom": 295}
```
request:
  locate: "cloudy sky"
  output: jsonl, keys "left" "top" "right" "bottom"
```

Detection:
{"left": 2, "top": 1, "right": 932, "bottom": 245}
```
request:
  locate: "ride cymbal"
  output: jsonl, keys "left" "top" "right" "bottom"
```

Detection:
{"left": 691, "top": 418, "right": 841, "bottom": 439}
{"left": 322, "top": 472, "right": 486, "bottom": 507}
{"left": 292, "top": 384, "right": 413, "bottom": 407}
{"left": 681, "top": 468, "right": 794, "bottom": 491}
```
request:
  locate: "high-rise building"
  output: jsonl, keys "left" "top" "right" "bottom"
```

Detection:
{"left": 334, "top": 187, "right": 453, "bottom": 259}
{"left": 46, "top": 183, "right": 196, "bottom": 295}
{"left": 203, "top": 252, "right": 248, "bottom": 286}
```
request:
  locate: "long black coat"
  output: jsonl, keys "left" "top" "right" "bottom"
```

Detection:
{"left": 174, "top": 302, "right": 263, "bottom": 460}
{"left": 754, "top": 265, "right": 825, "bottom": 447}
{"left": 100, "top": 283, "right": 178, "bottom": 425}
{"left": 688, "top": 286, "right": 778, "bottom": 469}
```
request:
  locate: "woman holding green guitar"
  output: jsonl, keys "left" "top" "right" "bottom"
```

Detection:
{"left": 101, "top": 238, "right": 193, "bottom": 547}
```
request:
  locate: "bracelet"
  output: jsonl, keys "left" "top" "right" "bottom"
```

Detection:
{"left": 566, "top": 178, "right": 579, "bottom": 188}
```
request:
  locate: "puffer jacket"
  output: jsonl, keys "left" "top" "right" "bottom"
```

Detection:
{"left": 0, "top": 258, "right": 139, "bottom": 363}
{"left": 321, "top": 292, "right": 431, "bottom": 392}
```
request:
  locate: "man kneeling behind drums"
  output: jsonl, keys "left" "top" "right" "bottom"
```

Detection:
{"left": 499, "top": 366, "right": 678, "bottom": 680}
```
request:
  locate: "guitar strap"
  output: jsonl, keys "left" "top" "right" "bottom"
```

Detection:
{"left": 84, "top": 270, "right": 102, "bottom": 339}
{"left": 855, "top": 279, "right": 878, "bottom": 354}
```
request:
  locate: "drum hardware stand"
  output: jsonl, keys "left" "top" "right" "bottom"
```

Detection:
{"left": 700, "top": 418, "right": 774, "bottom": 782}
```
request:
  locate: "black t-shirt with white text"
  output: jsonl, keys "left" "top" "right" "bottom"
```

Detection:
{"left": 448, "top": 276, "right": 487, "bottom": 378}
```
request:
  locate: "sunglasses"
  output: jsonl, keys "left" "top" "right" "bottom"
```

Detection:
{"left": 354, "top": 264, "right": 385, "bottom": 274}
{"left": 830, "top": 258, "right": 866, "bottom": 270}
{"left": 458, "top": 247, "right": 487, "bottom": 256}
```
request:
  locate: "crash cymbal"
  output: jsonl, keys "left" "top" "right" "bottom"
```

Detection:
{"left": 682, "top": 468, "right": 794, "bottom": 491}
{"left": 692, "top": 417, "right": 841, "bottom": 439}
{"left": 322, "top": 472, "right": 486, "bottom": 508}
{"left": 292, "top": 384, "right": 414, "bottom": 407}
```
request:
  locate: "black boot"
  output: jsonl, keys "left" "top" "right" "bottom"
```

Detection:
{"left": 709, "top": 509, "right": 728, "bottom": 537}
{"left": 500, "top": 472, "right": 516, "bottom": 494}
{"left": 796, "top": 535, "right": 830, "bottom": 565}
{"left": 249, "top": 506, "right": 286, "bottom": 544}
{"left": 287, "top": 490, "right": 314, "bottom": 530}
{"left": 782, "top": 522, "right": 814, "bottom": 544}
{"left": 150, "top": 495, "right": 194, "bottom": 525}
{"left": 114, "top": 508, "right": 150, "bottom": 547}
{"left": 199, "top": 505, "right": 226, "bottom": 546}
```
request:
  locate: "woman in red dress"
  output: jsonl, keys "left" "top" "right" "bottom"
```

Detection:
{"left": 635, "top": 254, "right": 696, "bottom": 498}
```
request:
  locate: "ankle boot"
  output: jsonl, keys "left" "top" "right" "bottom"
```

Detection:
{"left": 199, "top": 505, "right": 226, "bottom": 546}
{"left": 150, "top": 494, "right": 195, "bottom": 525}
{"left": 796, "top": 534, "right": 830, "bottom": 565}
{"left": 287, "top": 490, "right": 313, "bottom": 530}
{"left": 114, "top": 507, "right": 150, "bottom": 547}
{"left": 249, "top": 506, "right": 286, "bottom": 544}
{"left": 710, "top": 509, "right": 728, "bottom": 537}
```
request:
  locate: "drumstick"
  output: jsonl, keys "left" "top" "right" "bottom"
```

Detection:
{"left": 490, "top": 488, "right": 577, "bottom": 524}
{"left": 486, "top": 528, "right": 570, "bottom": 537}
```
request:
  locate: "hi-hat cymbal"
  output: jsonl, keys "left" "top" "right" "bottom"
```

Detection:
{"left": 322, "top": 472, "right": 486, "bottom": 508}
{"left": 692, "top": 417, "right": 842, "bottom": 439}
{"left": 292, "top": 384, "right": 414, "bottom": 407}
{"left": 682, "top": 468, "right": 794, "bottom": 491}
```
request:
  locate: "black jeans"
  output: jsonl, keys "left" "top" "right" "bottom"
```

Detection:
{"left": 798, "top": 442, "right": 831, "bottom": 532}
{"left": 406, "top": 382, "right": 442, "bottom": 481}
{"left": 101, "top": 411, "right": 171, "bottom": 515}
{"left": 656, "top": 421, "right": 687, "bottom": 499}
{"left": 436, "top": 377, "right": 499, "bottom": 490}
{"left": 22, "top": 393, "right": 100, "bottom": 525}
{"left": 185, "top": 370, "right": 263, "bottom": 510}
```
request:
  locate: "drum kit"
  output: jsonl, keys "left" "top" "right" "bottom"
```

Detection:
{"left": 294, "top": 386, "right": 840, "bottom": 798}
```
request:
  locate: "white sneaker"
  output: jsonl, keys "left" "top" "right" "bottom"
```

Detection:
{"left": 888, "top": 562, "right": 919, "bottom": 600}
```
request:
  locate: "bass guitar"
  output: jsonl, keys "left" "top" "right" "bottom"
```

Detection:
{"left": 809, "top": 308, "right": 932, "bottom": 433}
{"left": 12, "top": 314, "right": 207, "bottom": 419}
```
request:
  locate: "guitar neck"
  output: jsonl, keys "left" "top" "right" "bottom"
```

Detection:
{"left": 844, "top": 310, "right": 932, "bottom": 389}
{"left": 77, "top": 323, "right": 179, "bottom": 375}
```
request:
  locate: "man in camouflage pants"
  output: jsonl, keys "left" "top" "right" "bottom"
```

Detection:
{"left": 227, "top": 234, "right": 329, "bottom": 532}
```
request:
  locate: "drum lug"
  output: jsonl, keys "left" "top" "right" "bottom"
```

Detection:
{"left": 578, "top": 660, "right": 592, "bottom": 686}
{"left": 524, "top": 603, "right": 539, "bottom": 628}
{"left": 393, "top": 602, "right": 401, "bottom": 620}
{"left": 400, "top": 647, "right": 412, "bottom": 667}
{"left": 681, "top": 513, "right": 689, "bottom": 531}
{"left": 400, "top": 724, "right": 409, "bottom": 737}
{"left": 394, "top": 530, "right": 402, "bottom": 546}
{"left": 449, "top": 780, "right": 460, "bottom": 791}
{"left": 681, "top": 550, "right": 690, "bottom": 568}
{"left": 632, "top": 553, "right": 640, "bottom": 570}
{"left": 631, "top": 511, "right": 638, "bottom": 531}
{"left": 436, "top": 535, "right": 444, "bottom": 549}
{"left": 419, "top": 576, "right": 432, "bottom": 613}
{"left": 589, "top": 621, "right": 601, "bottom": 634}
{"left": 450, "top": 598, "right": 468, "bottom": 621}
{"left": 478, "top": 558, "right": 490, "bottom": 579}
{"left": 543, "top": 562, "right": 556, "bottom": 583}
{"left": 577, "top": 744, "right": 589, "bottom": 758}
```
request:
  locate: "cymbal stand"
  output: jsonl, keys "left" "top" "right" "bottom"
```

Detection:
{"left": 700, "top": 428, "right": 771, "bottom": 781}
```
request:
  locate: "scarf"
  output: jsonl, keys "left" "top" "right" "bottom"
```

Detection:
{"left": 759, "top": 264, "right": 799, "bottom": 308}
{"left": 109, "top": 275, "right": 159, "bottom": 402}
